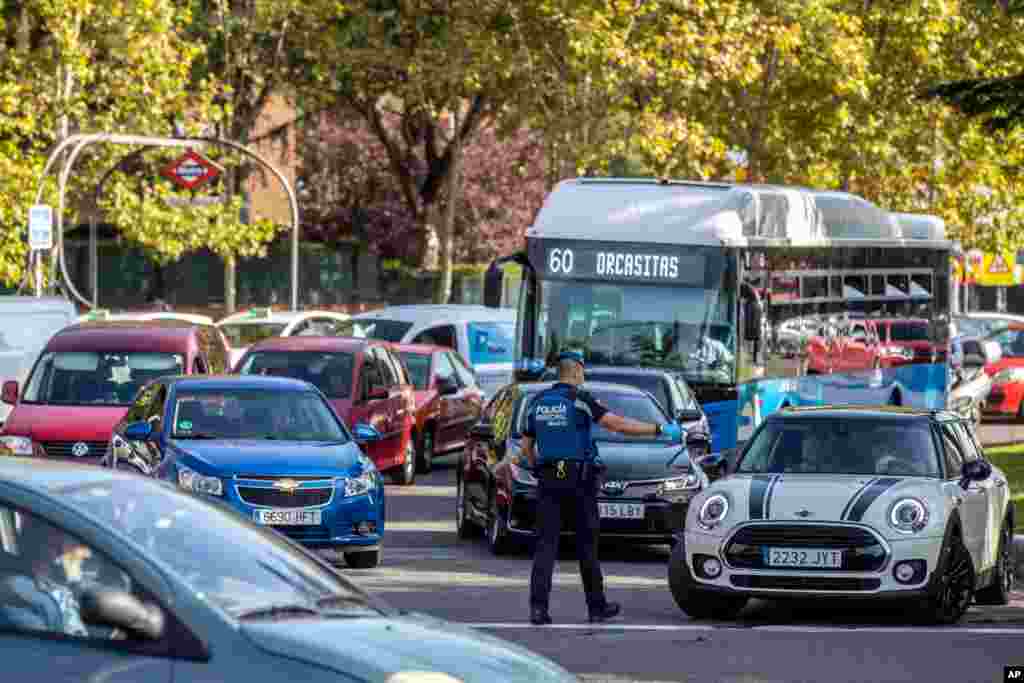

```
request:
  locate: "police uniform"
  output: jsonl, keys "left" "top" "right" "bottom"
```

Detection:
{"left": 524, "top": 376, "right": 616, "bottom": 623}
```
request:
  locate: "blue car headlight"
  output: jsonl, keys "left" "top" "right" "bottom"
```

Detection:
{"left": 177, "top": 464, "right": 223, "bottom": 496}
{"left": 344, "top": 471, "right": 375, "bottom": 497}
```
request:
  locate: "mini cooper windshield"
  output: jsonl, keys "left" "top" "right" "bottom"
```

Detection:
{"left": 738, "top": 419, "right": 941, "bottom": 477}
{"left": 171, "top": 389, "right": 348, "bottom": 442}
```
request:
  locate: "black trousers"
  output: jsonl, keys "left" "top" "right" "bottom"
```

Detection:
{"left": 529, "top": 466, "right": 606, "bottom": 611}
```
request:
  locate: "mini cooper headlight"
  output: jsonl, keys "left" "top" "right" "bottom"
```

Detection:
{"left": 697, "top": 494, "right": 729, "bottom": 530}
{"left": 889, "top": 498, "right": 928, "bottom": 533}
{"left": 344, "top": 471, "right": 375, "bottom": 497}
{"left": 177, "top": 464, "right": 223, "bottom": 496}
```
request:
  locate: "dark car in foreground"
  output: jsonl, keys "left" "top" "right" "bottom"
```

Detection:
{"left": 457, "top": 381, "right": 707, "bottom": 554}
{"left": 0, "top": 459, "right": 576, "bottom": 681}
{"left": 104, "top": 375, "right": 386, "bottom": 568}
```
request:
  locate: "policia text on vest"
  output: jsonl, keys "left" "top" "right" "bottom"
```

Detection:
{"left": 519, "top": 351, "right": 683, "bottom": 626}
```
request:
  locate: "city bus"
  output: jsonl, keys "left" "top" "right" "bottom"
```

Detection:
{"left": 482, "top": 178, "right": 953, "bottom": 458}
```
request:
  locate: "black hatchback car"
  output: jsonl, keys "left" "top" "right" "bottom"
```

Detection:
{"left": 456, "top": 381, "right": 709, "bottom": 555}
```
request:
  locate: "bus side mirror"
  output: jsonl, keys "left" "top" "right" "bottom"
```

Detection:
{"left": 484, "top": 261, "right": 503, "bottom": 309}
{"left": 742, "top": 299, "right": 762, "bottom": 342}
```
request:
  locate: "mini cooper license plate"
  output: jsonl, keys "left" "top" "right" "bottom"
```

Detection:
{"left": 598, "top": 503, "right": 644, "bottom": 519}
{"left": 254, "top": 509, "right": 322, "bottom": 526}
{"left": 764, "top": 547, "right": 843, "bottom": 568}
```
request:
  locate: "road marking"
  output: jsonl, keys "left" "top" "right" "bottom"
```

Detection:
{"left": 383, "top": 485, "right": 457, "bottom": 497}
{"left": 348, "top": 568, "right": 665, "bottom": 588}
{"left": 463, "top": 622, "right": 1024, "bottom": 634}
{"left": 384, "top": 520, "right": 458, "bottom": 532}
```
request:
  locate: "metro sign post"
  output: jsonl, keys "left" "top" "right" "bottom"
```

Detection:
{"left": 161, "top": 149, "right": 222, "bottom": 191}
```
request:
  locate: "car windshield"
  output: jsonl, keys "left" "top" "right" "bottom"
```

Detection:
{"left": 22, "top": 351, "right": 184, "bottom": 406}
{"left": 467, "top": 322, "right": 514, "bottom": 364}
{"left": 62, "top": 478, "right": 383, "bottom": 619}
{"left": 332, "top": 319, "right": 413, "bottom": 343}
{"left": 219, "top": 323, "right": 286, "bottom": 347}
{"left": 171, "top": 389, "right": 348, "bottom": 441}
{"left": 583, "top": 373, "right": 671, "bottom": 415}
{"left": 398, "top": 352, "right": 431, "bottom": 390}
{"left": 889, "top": 322, "right": 930, "bottom": 342}
{"left": 984, "top": 328, "right": 1024, "bottom": 359}
{"left": 516, "top": 387, "right": 669, "bottom": 443}
{"left": 237, "top": 351, "right": 355, "bottom": 399}
{"left": 737, "top": 418, "right": 941, "bottom": 477}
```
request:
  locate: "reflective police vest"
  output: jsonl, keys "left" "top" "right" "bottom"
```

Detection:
{"left": 528, "top": 385, "right": 596, "bottom": 465}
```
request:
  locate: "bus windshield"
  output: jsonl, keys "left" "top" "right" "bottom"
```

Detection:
{"left": 533, "top": 252, "right": 736, "bottom": 385}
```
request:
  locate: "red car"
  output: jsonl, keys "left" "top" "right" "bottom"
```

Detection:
{"left": 392, "top": 343, "right": 485, "bottom": 474}
{"left": 234, "top": 336, "right": 419, "bottom": 484}
{"left": 805, "top": 317, "right": 938, "bottom": 373}
{"left": 981, "top": 326, "right": 1024, "bottom": 417}
{"left": 0, "top": 322, "right": 225, "bottom": 464}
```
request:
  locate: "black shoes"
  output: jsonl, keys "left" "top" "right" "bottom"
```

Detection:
{"left": 530, "top": 606, "right": 552, "bottom": 625}
{"left": 588, "top": 602, "right": 621, "bottom": 623}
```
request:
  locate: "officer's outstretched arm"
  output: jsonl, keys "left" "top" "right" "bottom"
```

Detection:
{"left": 598, "top": 413, "right": 659, "bottom": 437}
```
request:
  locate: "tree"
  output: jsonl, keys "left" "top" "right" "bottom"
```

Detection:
{"left": 296, "top": 106, "right": 545, "bottom": 264}
{"left": 0, "top": 0, "right": 213, "bottom": 290}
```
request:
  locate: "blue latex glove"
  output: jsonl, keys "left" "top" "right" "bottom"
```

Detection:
{"left": 660, "top": 423, "right": 683, "bottom": 443}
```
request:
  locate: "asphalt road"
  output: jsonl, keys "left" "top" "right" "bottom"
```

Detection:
{"left": 979, "top": 416, "right": 1024, "bottom": 446}
{"left": 343, "top": 454, "right": 1024, "bottom": 683}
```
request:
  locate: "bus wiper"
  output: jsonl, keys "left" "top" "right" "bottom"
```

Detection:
{"left": 235, "top": 603, "right": 321, "bottom": 620}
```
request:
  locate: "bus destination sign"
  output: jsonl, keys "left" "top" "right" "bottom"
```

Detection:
{"left": 530, "top": 239, "right": 707, "bottom": 285}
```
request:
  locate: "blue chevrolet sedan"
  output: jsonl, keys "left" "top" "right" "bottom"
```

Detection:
{"left": 104, "top": 375, "right": 385, "bottom": 568}
{"left": 0, "top": 459, "right": 575, "bottom": 681}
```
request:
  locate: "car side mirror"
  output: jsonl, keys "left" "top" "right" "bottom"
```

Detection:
{"left": 960, "top": 459, "right": 992, "bottom": 489}
{"left": 123, "top": 420, "right": 153, "bottom": 441}
{"left": 352, "top": 423, "right": 381, "bottom": 442}
{"left": 675, "top": 409, "right": 703, "bottom": 423}
{"left": 79, "top": 588, "right": 164, "bottom": 640}
{"left": 470, "top": 423, "right": 494, "bottom": 440}
{"left": 1, "top": 381, "right": 18, "bottom": 405}
{"left": 437, "top": 377, "right": 459, "bottom": 396}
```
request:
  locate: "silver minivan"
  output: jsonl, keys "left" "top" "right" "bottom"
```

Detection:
{"left": 0, "top": 296, "right": 78, "bottom": 426}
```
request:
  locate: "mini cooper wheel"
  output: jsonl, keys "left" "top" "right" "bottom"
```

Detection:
{"left": 456, "top": 473, "right": 481, "bottom": 539}
{"left": 917, "top": 531, "right": 974, "bottom": 625}
{"left": 668, "top": 539, "right": 747, "bottom": 620}
{"left": 488, "top": 497, "right": 514, "bottom": 556}
{"left": 416, "top": 429, "right": 435, "bottom": 474}
{"left": 975, "top": 521, "right": 1014, "bottom": 606}
{"left": 345, "top": 549, "right": 381, "bottom": 569}
{"left": 391, "top": 439, "right": 417, "bottom": 486}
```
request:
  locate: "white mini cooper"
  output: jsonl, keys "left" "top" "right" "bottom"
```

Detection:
{"left": 670, "top": 406, "right": 1015, "bottom": 625}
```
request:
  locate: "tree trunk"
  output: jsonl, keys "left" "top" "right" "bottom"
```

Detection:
{"left": 434, "top": 106, "right": 463, "bottom": 304}
{"left": 224, "top": 253, "right": 237, "bottom": 313}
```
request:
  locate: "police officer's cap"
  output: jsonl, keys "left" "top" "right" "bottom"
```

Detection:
{"left": 558, "top": 349, "right": 585, "bottom": 367}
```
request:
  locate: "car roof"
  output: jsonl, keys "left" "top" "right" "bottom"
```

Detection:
{"left": 48, "top": 323, "right": 198, "bottom": 353}
{"left": 582, "top": 366, "right": 676, "bottom": 378}
{"left": 513, "top": 381, "right": 654, "bottom": 398}
{"left": 391, "top": 343, "right": 447, "bottom": 355}
{"left": 216, "top": 309, "right": 350, "bottom": 325}
{"left": 0, "top": 456, "right": 140, "bottom": 493}
{"left": 243, "top": 336, "right": 378, "bottom": 353}
{"left": 769, "top": 405, "right": 957, "bottom": 422}
{"left": 165, "top": 374, "right": 316, "bottom": 393}
{"left": 352, "top": 305, "right": 515, "bottom": 325}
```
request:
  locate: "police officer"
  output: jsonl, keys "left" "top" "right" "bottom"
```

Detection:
{"left": 521, "top": 349, "right": 683, "bottom": 625}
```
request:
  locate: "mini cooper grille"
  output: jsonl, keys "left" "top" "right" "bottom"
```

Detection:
{"left": 730, "top": 576, "right": 882, "bottom": 591}
{"left": 236, "top": 487, "right": 333, "bottom": 508}
{"left": 725, "top": 524, "right": 887, "bottom": 572}
{"left": 41, "top": 440, "right": 108, "bottom": 459}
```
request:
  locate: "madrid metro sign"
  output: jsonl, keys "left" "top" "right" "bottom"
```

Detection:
{"left": 161, "top": 149, "right": 222, "bottom": 190}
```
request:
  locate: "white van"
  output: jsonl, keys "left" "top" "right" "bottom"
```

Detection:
{"left": 348, "top": 305, "right": 516, "bottom": 397}
{"left": 0, "top": 296, "right": 78, "bottom": 426}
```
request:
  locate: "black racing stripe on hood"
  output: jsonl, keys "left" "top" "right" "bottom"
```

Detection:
{"left": 840, "top": 478, "right": 877, "bottom": 521}
{"left": 845, "top": 477, "right": 903, "bottom": 522}
{"left": 749, "top": 475, "right": 775, "bottom": 520}
{"left": 763, "top": 475, "right": 781, "bottom": 520}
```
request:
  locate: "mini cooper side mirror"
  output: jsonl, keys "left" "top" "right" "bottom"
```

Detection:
{"left": 960, "top": 459, "right": 992, "bottom": 488}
